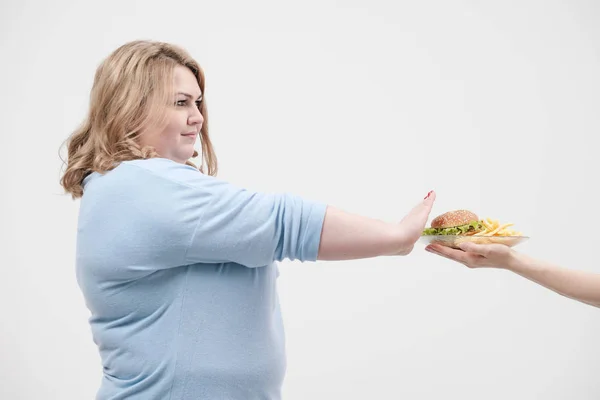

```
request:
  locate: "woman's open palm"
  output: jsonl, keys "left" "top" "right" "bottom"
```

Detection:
{"left": 395, "top": 191, "right": 436, "bottom": 255}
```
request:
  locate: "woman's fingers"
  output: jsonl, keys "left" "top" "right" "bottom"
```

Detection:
{"left": 403, "top": 191, "right": 436, "bottom": 221}
{"left": 458, "top": 242, "right": 511, "bottom": 259}
{"left": 425, "top": 244, "right": 484, "bottom": 267}
{"left": 426, "top": 242, "right": 514, "bottom": 269}
{"left": 426, "top": 244, "right": 469, "bottom": 262}
{"left": 457, "top": 242, "right": 490, "bottom": 255}
{"left": 421, "top": 190, "right": 436, "bottom": 214}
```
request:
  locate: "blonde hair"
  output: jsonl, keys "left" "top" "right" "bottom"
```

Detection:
{"left": 60, "top": 40, "right": 218, "bottom": 199}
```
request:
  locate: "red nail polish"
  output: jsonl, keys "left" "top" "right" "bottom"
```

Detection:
{"left": 424, "top": 190, "right": 433, "bottom": 199}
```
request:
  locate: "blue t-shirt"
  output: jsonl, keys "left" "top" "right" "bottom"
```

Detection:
{"left": 76, "top": 158, "right": 327, "bottom": 399}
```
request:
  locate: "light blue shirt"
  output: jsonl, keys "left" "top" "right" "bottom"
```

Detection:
{"left": 76, "top": 158, "right": 326, "bottom": 399}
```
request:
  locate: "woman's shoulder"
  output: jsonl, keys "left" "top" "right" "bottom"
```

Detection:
{"left": 83, "top": 158, "right": 226, "bottom": 197}
{"left": 124, "top": 158, "right": 223, "bottom": 188}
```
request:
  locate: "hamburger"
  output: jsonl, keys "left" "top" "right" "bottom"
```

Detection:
{"left": 422, "top": 210, "right": 484, "bottom": 236}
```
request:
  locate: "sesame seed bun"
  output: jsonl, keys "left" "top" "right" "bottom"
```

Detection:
{"left": 430, "top": 210, "right": 480, "bottom": 229}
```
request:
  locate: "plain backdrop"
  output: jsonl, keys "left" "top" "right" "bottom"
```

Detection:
{"left": 1, "top": 0, "right": 599, "bottom": 399}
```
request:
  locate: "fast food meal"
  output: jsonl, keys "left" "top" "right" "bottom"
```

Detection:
{"left": 420, "top": 209, "right": 527, "bottom": 248}
{"left": 422, "top": 210, "right": 523, "bottom": 237}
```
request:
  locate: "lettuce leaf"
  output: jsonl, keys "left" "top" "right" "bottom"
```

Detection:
{"left": 422, "top": 221, "right": 483, "bottom": 236}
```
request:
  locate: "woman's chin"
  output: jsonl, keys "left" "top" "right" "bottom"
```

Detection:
{"left": 180, "top": 146, "right": 197, "bottom": 162}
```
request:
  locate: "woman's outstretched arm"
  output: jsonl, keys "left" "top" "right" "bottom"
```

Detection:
{"left": 318, "top": 191, "right": 436, "bottom": 260}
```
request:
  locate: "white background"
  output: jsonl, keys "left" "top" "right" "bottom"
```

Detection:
{"left": 1, "top": 0, "right": 599, "bottom": 399}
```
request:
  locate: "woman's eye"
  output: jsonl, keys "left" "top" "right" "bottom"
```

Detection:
{"left": 195, "top": 100, "right": 202, "bottom": 108}
{"left": 176, "top": 100, "right": 187, "bottom": 106}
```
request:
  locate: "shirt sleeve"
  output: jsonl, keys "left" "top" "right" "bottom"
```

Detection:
{"left": 184, "top": 181, "right": 327, "bottom": 267}
{"left": 141, "top": 161, "right": 327, "bottom": 268}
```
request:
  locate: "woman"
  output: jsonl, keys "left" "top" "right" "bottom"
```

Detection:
{"left": 426, "top": 242, "right": 600, "bottom": 308}
{"left": 60, "top": 40, "right": 436, "bottom": 399}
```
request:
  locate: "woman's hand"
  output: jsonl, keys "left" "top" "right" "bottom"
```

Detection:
{"left": 392, "top": 190, "right": 437, "bottom": 255}
{"left": 424, "top": 241, "right": 517, "bottom": 269}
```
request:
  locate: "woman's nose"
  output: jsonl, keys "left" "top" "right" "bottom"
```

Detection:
{"left": 188, "top": 109, "right": 204, "bottom": 127}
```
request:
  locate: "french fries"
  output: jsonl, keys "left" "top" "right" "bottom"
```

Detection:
{"left": 472, "top": 218, "right": 523, "bottom": 237}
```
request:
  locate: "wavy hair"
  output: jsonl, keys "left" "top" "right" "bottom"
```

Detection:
{"left": 60, "top": 40, "right": 217, "bottom": 199}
